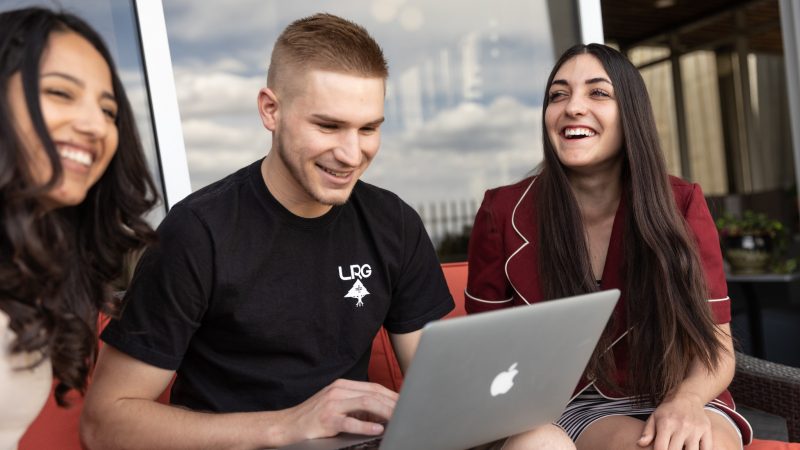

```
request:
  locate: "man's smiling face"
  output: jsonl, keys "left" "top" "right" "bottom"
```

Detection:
{"left": 263, "top": 70, "right": 385, "bottom": 217}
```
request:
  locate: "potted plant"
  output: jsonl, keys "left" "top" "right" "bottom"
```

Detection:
{"left": 715, "top": 210, "right": 787, "bottom": 274}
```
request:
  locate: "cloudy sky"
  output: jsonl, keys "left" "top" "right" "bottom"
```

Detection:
{"left": 3, "top": 0, "right": 557, "bottom": 229}
{"left": 158, "top": 0, "right": 556, "bottom": 213}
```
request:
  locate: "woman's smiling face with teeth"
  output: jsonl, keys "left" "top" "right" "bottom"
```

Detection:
{"left": 544, "top": 53, "right": 623, "bottom": 174}
{"left": 9, "top": 30, "right": 119, "bottom": 208}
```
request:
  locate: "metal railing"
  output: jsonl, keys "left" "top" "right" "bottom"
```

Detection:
{"left": 417, "top": 199, "right": 479, "bottom": 253}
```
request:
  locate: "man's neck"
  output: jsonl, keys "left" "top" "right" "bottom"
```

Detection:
{"left": 261, "top": 152, "right": 333, "bottom": 218}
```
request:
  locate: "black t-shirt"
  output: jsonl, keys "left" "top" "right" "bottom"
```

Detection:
{"left": 102, "top": 160, "right": 454, "bottom": 413}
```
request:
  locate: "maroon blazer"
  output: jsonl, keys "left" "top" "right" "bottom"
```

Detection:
{"left": 466, "top": 175, "right": 752, "bottom": 444}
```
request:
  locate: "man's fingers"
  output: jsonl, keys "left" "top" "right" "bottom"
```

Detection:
{"left": 339, "top": 395, "right": 395, "bottom": 422}
{"left": 328, "top": 379, "right": 400, "bottom": 401}
{"left": 290, "top": 379, "right": 399, "bottom": 442}
{"left": 323, "top": 386, "right": 398, "bottom": 417}
{"left": 338, "top": 415, "right": 385, "bottom": 436}
{"left": 321, "top": 395, "right": 394, "bottom": 436}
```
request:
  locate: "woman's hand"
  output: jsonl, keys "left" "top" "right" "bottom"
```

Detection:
{"left": 637, "top": 392, "right": 712, "bottom": 450}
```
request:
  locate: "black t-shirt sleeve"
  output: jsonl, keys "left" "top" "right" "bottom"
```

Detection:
{"left": 101, "top": 204, "right": 213, "bottom": 370}
{"left": 383, "top": 202, "right": 454, "bottom": 334}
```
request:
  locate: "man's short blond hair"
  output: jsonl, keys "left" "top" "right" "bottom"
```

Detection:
{"left": 267, "top": 13, "right": 388, "bottom": 91}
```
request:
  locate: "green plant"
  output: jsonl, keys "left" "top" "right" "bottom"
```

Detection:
{"left": 715, "top": 210, "right": 784, "bottom": 238}
{"left": 436, "top": 226, "right": 471, "bottom": 263}
{"left": 770, "top": 258, "right": 798, "bottom": 274}
{"left": 716, "top": 210, "right": 797, "bottom": 274}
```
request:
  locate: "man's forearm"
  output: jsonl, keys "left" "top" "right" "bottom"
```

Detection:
{"left": 81, "top": 398, "right": 293, "bottom": 450}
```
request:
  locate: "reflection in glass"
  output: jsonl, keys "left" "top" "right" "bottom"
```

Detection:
{"left": 163, "top": 1, "right": 556, "bottom": 248}
{"left": 747, "top": 52, "right": 795, "bottom": 192}
{"left": 633, "top": 52, "right": 682, "bottom": 179}
{"left": 680, "top": 51, "right": 727, "bottom": 196}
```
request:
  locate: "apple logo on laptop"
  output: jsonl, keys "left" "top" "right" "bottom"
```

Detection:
{"left": 490, "top": 362, "right": 519, "bottom": 397}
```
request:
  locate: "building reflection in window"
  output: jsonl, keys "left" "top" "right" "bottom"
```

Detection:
{"left": 163, "top": 1, "right": 557, "bottom": 252}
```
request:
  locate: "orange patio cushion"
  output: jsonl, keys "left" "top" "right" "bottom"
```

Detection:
{"left": 20, "top": 262, "right": 798, "bottom": 449}
{"left": 747, "top": 440, "right": 800, "bottom": 449}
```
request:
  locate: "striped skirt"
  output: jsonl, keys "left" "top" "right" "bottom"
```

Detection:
{"left": 556, "top": 386, "right": 742, "bottom": 444}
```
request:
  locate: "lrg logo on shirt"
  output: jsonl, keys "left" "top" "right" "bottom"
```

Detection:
{"left": 338, "top": 264, "right": 372, "bottom": 281}
{"left": 339, "top": 264, "right": 372, "bottom": 307}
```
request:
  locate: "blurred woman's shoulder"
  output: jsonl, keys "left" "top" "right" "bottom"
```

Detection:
{"left": 0, "top": 308, "right": 53, "bottom": 449}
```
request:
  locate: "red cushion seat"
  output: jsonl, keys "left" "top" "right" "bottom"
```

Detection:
{"left": 19, "top": 262, "right": 798, "bottom": 448}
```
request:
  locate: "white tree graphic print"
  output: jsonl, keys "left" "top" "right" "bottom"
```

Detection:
{"left": 345, "top": 279, "right": 370, "bottom": 307}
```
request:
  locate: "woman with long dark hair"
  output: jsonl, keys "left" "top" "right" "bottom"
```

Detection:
{"left": 0, "top": 7, "right": 157, "bottom": 447}
{"left": 467, "top": 44, "right": 751, "bottom": 449}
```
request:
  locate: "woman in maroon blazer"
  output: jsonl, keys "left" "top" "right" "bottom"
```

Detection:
{"left": 467, "top": 44, "right": 750, "bottom": 450}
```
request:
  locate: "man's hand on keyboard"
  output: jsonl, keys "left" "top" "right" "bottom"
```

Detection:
{"left": 274, "top": 379, "right": 398, "bottom": 445}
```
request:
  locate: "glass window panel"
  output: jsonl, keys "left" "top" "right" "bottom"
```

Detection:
{"left": 162, "top": 1, "right": 556, "bottom": 247}
{"left": 680, "top": 51, "right": 728, "bottom": 195}
{"left": 636, "top": 59, "right": 682, "bottom": 177}
{"left": 748, "top": 52, "right": 795, "bottom": 192}
{"left": 628, "top": 45, "right": 670, "bottom": 67}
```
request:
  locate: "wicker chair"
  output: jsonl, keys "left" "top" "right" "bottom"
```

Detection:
{"left": 730, "top": 351, "right": 800, "bottom": 442}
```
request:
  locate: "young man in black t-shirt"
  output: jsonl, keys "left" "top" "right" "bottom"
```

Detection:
{"left": 81, "top": 13, "right": 453, "bottom": 449}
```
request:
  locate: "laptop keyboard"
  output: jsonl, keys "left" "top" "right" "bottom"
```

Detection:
{"left": 337, "top": 437, "right": 382, "bottom": 449}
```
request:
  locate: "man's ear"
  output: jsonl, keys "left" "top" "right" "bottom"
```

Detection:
{"left": 258, "top": 87, "right": 279, "bottom": 131}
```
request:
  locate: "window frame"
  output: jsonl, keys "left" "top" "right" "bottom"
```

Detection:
{"left": 133, "top": 0, "right": 191, "bottom": 210}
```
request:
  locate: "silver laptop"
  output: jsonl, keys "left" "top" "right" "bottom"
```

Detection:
{"left": 278, "top": 289, "right": 620, "bottom": 450}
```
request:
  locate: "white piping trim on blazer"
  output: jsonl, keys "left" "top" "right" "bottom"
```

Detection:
{"left": 708, "top": 296, "right": 730, "bottom": 302}
{"left": 504, "top": 178, "right": 537, "bottom": 306}
{"left": 566, "top": 383, "right": 754, "bottom": 443}
{"left": 709, "top": 398, "right": 754, "bottom": 445}
{"left": 464, "top": 289, "right": 514, "bottom": 304}
{"left": 567, "top": 327, "right": 633, "bottom": 401}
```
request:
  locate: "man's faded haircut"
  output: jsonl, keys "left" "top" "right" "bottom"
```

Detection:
{"left": 267, "top": 13, "right": 388, "bottom": 89}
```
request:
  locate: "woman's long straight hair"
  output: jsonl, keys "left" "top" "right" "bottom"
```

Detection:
{"left": 535, "top": 43, "right": 726, "bottom": 404}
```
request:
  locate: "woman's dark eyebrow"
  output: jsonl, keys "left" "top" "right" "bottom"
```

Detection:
{"left": 41, "top": 71, "right": 116, "bottom": 102}
{"left": 586, "top": 77, "right": 613, "bottom": 85}
{"left": 42, "top": 71, "right": 83, "bottom": 86}
{"left": 550, "top": 77, "right": 612, "bottom": 88}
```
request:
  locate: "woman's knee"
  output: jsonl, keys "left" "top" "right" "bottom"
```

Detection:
{"left": 503, "top": 424, "right": 576, "bottom": 450}
{"left": 706, "top": 411, "right": 743, "bottom": 450}
{"left": 575, "top": 415, "right": 647, "bottom": 450}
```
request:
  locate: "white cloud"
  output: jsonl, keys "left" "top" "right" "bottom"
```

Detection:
{"left": 364, "top": 96, "right": 543, "bottom": 207}
{"left": 182, "top": 119, "right": 266, "bottom": 150}
{"left": 401, "top": 96, "right": 542, "bottom": 154}
{"left": 161, "top": 1, "right": 553, "bottom": 200}
{"left": 398, "top": 6, "right": 424, "bottom": 31}
{"left": 182, "top": 119, "right": 270, "bottom": 190}
{"left": 164, "top": 0, "right": 279, "bottom": 43}
{"left": 169, "top": 62, "right": 270, "bottom": 190}
{"left": 178, "top": 92, "right": 543, "bottom": 200}
{"left": 162, "top": 1, "right": 553, "bottom": 72}
{"left": 371, "top": 0, "right": 403, "bottom": 23}
{"left": 173, "top": 68, "right": 264, "bottom": 118}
